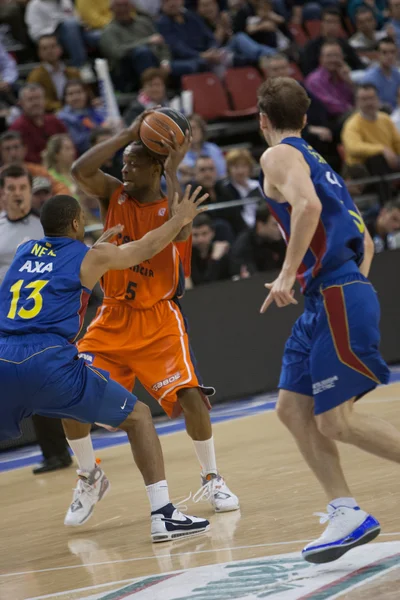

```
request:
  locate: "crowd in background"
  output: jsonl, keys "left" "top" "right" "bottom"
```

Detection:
{"left": 0, "top": 0, "right": 400, "bottom": 290}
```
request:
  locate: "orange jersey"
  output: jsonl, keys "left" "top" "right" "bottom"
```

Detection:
{"left": 102, "top": 185, "right": 191, "bottom": 309}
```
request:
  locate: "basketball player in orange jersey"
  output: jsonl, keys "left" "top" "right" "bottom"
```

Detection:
{"left": 62, "top": 113, "right": 239, "bottom": 526}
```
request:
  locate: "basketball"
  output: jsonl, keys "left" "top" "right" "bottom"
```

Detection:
{"left": 139, "top": 108, "right": 191, "bottom": 156}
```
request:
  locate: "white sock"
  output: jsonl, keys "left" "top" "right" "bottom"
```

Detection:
{"left": 146, "top": 480, "right": 170, "bottom": 512}
{"left": 330, "top": 497, "right": 359, "bottom": 509}
{"left": 193, "top": 436, "right": 218, "bottom": 476}
{"left": 67, "top": 435, "right": 96, "bottom": 472}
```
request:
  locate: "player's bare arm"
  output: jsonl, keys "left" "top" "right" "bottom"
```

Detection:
{"left": 260, "top": 145, "right": 322, "bottom": 313}
{"left": 71, "top": 111, "right": 154, "bottom": 220}
{"left": 359, "top": 227, "right": 374, "bottom": 277}
{"left": 163, "top": 130, "right": 193, "bottom": 241}
{"left": 80, "top": 186, "right": 208, "bottom": 290}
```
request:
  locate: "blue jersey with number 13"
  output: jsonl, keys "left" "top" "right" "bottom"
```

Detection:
{"left": 260, "top": 137, "right": 365, "bottom": 294}
{"left": 0, "top": 237, "right": 90, "bottom": 342}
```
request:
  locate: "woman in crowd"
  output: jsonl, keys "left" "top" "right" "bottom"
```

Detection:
{"left": 57, "top": 80, "right": 106, "bottom": 155}
{"left": 181, "top": 114, "right": 227, "bottom": 179}
{"left": 43, "top": 134, "right": 77, "bottom": 198}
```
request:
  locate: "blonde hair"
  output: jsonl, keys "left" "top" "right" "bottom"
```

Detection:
{"left": 43, "top": 134, "right": 72, "bottom": 170}
{"left": 226, "top": 148, "right": 255, "bottom": 172}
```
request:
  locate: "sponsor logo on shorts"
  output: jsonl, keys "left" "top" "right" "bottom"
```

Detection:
{"left": 313, "top": 375, "right": 339, "bottom": 395}
{"left": 158, "top": 208, "right": 166, "bottom": 216}
{"left": 78, "top": 352, "right": 95, "bottom": 364}
{"left": 118, "top": 194, "right": 127, "bottom": 205}
{"left": 152, "top": 372, "right": 181, "bottom": 392}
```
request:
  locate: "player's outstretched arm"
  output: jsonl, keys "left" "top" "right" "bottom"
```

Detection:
{"left": 260, "top": 145, "right": 322, "bottom": 313}
{"left": 163, "top": 130, "right": 193, "bottom": 241}
{"left": 71, "top": 111, "right": 154, "bottom": 218}
{"left": 80, "top": 186, "right": 208, "bottom": 290}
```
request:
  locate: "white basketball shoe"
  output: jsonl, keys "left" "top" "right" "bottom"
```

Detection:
{"left": 151, "top": 503, "right": 210, "bottom": 542}
{"left": 64, "top": 464, "right": 110, "bottom": 527}
{"left": 302, "top": 504, "right": 380, "bottom": 563}
{"left": 193, "top": 473, "right": 240, "bottom": 512}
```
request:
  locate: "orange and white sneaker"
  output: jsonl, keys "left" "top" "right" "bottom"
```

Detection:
{"left": 64, "top": 464, "right": 110, "bottom": 526}
{"left": 193, "top": 473, "right": 240, "bottom": 513}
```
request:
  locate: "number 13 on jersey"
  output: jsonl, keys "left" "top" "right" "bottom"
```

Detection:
{"left": 7, "top": 280, "right": 48, "bottom": 320}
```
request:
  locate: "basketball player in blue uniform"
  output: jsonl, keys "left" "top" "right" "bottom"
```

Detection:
{"left": 257, "top": 77, "right": 399, "bottom": 564}
{"left": 0, "top": 189, "right": 211, "bottom": 542}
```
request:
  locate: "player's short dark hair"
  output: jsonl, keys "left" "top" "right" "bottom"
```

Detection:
{"left": 257, "top": 77, "right": 311, "bottom": 131}
{"left": 40, "top": 195, "right": 81, "bottom": 236}
{"left": 255, "top": 205, "right": 272, "bottom": 224}
{"left": 125, "top": 140, "right": 165, "bottom": 171}
{"left": 0, "top": 164, "right": 32, "bottom": 188}
{"left": 193, "top": 213, "right": 215, "bottom": 230}
{"left": 378, "top": 37, "right": 397, "bottom": 50}
{"left": 322, "top": 6, "right": 341, "bottom": 19}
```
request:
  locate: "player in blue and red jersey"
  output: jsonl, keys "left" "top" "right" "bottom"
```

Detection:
{"left": 257, "top": 77, "right": 398, "bottom": 564}
{"left": 0, "top": 189, "right": 211, "bottom": 543}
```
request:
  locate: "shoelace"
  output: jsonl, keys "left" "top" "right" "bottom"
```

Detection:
{"left": 192, "top": 478, "right": 216, "bottom": 504}
{"left": 313, "top": 508, "right": 343, "bottom": 525}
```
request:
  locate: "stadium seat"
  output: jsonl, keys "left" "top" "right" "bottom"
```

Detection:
{"left": 289, "top": 23, "right": 309, "bottom": 47}
{"left": 304, "top": 19, "right": 321, "bottom": 39}
{"left": 181, "top": 72, "right": 257, "bottom": 120}
{"left": 224, "top": 67, "right": 263, "bottom": 113}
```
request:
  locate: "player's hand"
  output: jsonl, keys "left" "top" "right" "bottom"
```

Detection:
{"left": 174, "top": 185, "right": 209, "bottom": 226}
{"left": 163, "top": 129, "right": 192, "bottom": 173}
{"left": 94, "top": 224, "right": 124, "bottom": 246}
{"left": 127, "top": 108, "right": 161, "bottom": 142}
{"left": 260, "top": 271, "right": 298, "bottom": 313}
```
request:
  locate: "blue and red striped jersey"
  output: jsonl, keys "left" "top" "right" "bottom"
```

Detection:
{"left": 0, "top": 237, "right": 90, "bottom": 342}
{"left": 261, "top": 136, "right": 365, "bottom": 294}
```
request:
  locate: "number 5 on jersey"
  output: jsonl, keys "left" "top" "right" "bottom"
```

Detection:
{"left": 7, "top": 280, "right": 49, "bottom": 320}
{"left": 125, "top": 281, "right": 138, "bottom": 300}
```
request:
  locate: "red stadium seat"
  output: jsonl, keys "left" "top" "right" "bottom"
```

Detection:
{"left": 304, "top": 19, "right": 321, "bottom": 39}
{"left": 181, "top": 72, "right": 257, "bottom": 120}
{"left": 289, "top": 23, "right": 309, "bottom": 47}
{"left": 224, "top": 67, "right": 263, "bottom": 113}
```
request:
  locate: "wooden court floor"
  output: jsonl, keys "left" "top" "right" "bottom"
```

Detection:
{"left": 1, "top": 384, "right": 400, "bottom": 600}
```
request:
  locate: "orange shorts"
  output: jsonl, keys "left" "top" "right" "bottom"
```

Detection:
{"left": 77, "top": 299, "right": 214, "bottom": 418}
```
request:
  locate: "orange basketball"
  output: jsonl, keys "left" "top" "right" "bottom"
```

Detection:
{"left": 139, "top": 108, "right": 191, "bottom": 156}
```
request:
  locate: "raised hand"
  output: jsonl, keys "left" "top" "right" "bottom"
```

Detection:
{"left": 175, "top": 185, "right": 209, "bottom": 226}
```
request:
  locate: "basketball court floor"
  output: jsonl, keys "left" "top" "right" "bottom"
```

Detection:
{"left": 1, "top": 377, "right": 400, "bottom": 600}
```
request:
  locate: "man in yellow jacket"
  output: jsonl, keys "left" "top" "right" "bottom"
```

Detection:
{"left": 342, "top": 83, "right": 400, "bottom": 173}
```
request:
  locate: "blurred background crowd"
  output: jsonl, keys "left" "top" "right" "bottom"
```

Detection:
{"left": 0, "top": 0, "right": 400, "bottom": 293}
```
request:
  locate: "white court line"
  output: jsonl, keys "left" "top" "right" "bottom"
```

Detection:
{"left": 2, "top": 534, "right": 400, "bottom": 580}
{"left": 26, "top": 578, "right": 140, "bottom": 600}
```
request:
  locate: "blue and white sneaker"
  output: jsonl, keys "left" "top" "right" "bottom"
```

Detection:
{"left": 151, "top": 503, "right": 210, "bottom": 543}
{"left": 302, "top": 504, "right": 380, "bottom": 564}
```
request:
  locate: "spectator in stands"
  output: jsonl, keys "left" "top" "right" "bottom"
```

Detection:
{"left": 43, "top": 134, "right": 77, "bottom": 196}
{"left": 305, "top": 41, "right": 354, "bottom": 119}
{"left": 362, "top": 38, "right": 400, "bottom": 110}
{"left": 364, "top": 198, "right": 400, "bottom": 252}
{"left": 342, "top": 84, "right": 400, "bottom": 181}
{"left": 133, "top": 0, "right": 162, "bottom": 15}
{"left": 0, "top": 164, "right": 73, "bottom": 474}
{"left": 217, "top": 148, "right": 262, "bottom": 233}
{"left": 230, "top": 205, "right": 285, "bottom": 276}
{"left": 386, "top": 0, "right": 400, "bottom": 47}
{"left": 181, "top": 114, "right": 227, "bottom": 179}
{"left": 10, "top": 84, "right": 67, "bottom": 164}
{"left": 0, "top": 38, "right": 18, "bottom": 97}
{"left": 27, "top": 35, "right": 81, "bottom": 113}
{"left": 31, "top": 176, "right": 53, "bottom": 211}
{"left": 25, "top": 0, "right": 95, "bottom": 79}
{"left": 232, "top": 0, "right": 292, "bottom": 53}
{"left": 0, "top": 131, "right": 70, "bottom": 195}
{"left": 349, "top": 6, "right": 387, "bottom": 53}
{"left": 100, "top": 0, "right": 174, "bottom": 90}
{"left": 75, "top": 0, "right": 113, "bottom": 40}
{"left": 57, "top": 80, "right": 106, "bottom": 155}
{"left": 0, "top": 0, "right": 31, "bottom": 58}
{"left": 301, "top": 7, "right": 364, "bottom": 75}
{"left": 158, "top": 0, "right": 231, "bottom": 75}
{"left": 189, "top": 213, "right": 231, "bottom": 286}
{"left": 89, "top": 127, "right": 123, "bottom": 179}
{"left": 348, "top": 0, "right": 386, "bottom": 29}
{"left": 390, "top": 86, "right": 400, "bottom": 130}
{"left": 123, "top": 68, "right": 170, "bottom": 125}
{"left": 197, "top": 0, "right": 279, "bottom": 63}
